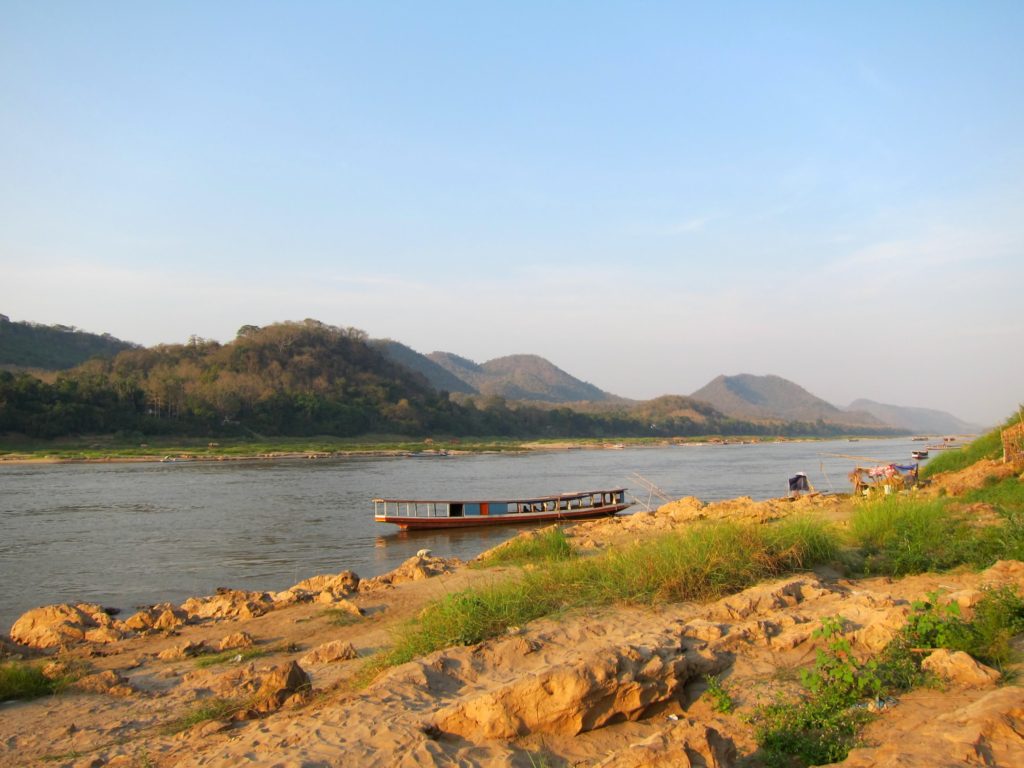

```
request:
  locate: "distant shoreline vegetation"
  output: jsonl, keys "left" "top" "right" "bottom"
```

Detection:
{"left": 0, "top": 320, "right": 906, "bottom": 444}
{"left": 0, "top": 434, "right": 880, "bottom": 463}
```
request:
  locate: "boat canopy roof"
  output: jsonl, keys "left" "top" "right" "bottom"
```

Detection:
{"left": 372, "top": 488, "right": 627, "bottom": 505}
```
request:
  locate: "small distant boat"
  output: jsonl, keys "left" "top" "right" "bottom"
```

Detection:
{"left": 373, "top": 488, "right": 631, "bottom": 530}
{"left": 911, "top": 450, "right": 929, "bottom": 460}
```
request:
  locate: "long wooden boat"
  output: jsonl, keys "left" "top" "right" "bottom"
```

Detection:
{"left": 373, "top": 488, "right": 631, "bottom": 530}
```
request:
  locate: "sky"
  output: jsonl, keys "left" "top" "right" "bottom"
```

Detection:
{"left": 2, "top": 2, "right": 1022, "bottom": 426}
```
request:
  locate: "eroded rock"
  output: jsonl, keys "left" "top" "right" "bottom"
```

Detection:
{"left": 9, "top": 603, "right": 112, "bottom": 649}
{"left": 218, "top": 631, "right": 254, "bottom": 651}
{"left": 254, "top": 661, "right": 312, "bottom": 713}
{"left": 180, "top": 589, "right": 273, "bottom": 621}
{"left": 433, "top": 642, "right": 690, "bottom": 739}
{"left": 922, "top": 650, "right": 1001, "bottom": 688}
{"left": 360, "top": 555, "right": 460, "bottom": 591}
{"left": 300, "top": 640, "right": 359, "bottom": 666}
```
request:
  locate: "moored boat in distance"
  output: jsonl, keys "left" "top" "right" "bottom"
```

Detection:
{"left": 911, "top": 449, "right": 929, "bottom": 460}
{"left": 373, "top": 488, "right": 631, "bottom": 530}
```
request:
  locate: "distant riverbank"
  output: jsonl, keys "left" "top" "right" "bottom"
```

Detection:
{"left": 0, "top": 433, "right": 836, "bottom": 465}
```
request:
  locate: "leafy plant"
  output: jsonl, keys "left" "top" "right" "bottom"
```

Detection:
{"left": 703, "top": 674, "right": 735, "bottom": 714}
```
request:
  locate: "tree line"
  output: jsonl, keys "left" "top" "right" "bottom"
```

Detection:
{"left": 0, "top": 320, "right": 903, "bottom": 440}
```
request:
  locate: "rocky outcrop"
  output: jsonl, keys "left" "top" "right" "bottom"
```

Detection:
{"left": 180, "top": 589, "right": 274, "bottom": 621}
{"left": 71, "top": 670, "right": 134, "bottom": 697}
{"left": 434, "top": 641, "right": 689, "bottom": 738}
{"left": 121, "top": 604, "right": 188, "bottom": 633}
{"left": 840, "top": 687, "right": 1024, "bottom": 767}
{"left": 359, "top": 554, "right": 460, "bottom": 591}
{"left": 594, "top": 719, "right": 736, "bottom": 767}
{"left": 254, "top": 661, "right": 312, "bottom": 713}
{"left": 218, "top": 631, "right": 255, "bottom": 651}
{"left": 300, "top": 640, "right": 358, "bottom": 666}
{"left": 9, "top": 603, "right": 116, "bottom": 649}
{"left": 157, "top": 640, "right": 207, "bottom": 661}
{"left": 290, "top": 570, "right": 359, "bottom": 597}
{"left": 922, "top": 649, "right": 1001, "bottom": 688}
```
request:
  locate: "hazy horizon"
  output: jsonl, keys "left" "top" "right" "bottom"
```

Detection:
{"left": 2, "top": 3, "right": 1021, "bottom": 426}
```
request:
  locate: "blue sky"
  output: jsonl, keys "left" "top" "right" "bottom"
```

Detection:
{"left": 2, "top": 2, "right": 1022, "bottom": 425}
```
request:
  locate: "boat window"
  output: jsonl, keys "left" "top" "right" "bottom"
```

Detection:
{"left": 450, "top": 503, "right": 464, "bottom": 517}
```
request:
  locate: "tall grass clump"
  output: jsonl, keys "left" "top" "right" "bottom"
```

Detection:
{"left": 850, "top": 492, "right": 1024, "bottom": 574}
{"left": 962, "top": 475, "right": 1024, "bottom": 516}
{"left": 0, "top": 661, "right": 55, "bottom": 701}
{"left": 587, "top": 519, "right": 838, "bottom": 604}
{"left": 379, "top": 579, "right": 563, "bottom": 670}
{"left": 922, "top": 410, "right": 1021, "bottom": 479}
{"left": 475, "top": 526, "right": 575, "bottom": 567}
{"left": 849, "top": 496, "right": 975, "bottom": 575}
{"left": 367, "top": 518, "right": 842, "bottom": 681}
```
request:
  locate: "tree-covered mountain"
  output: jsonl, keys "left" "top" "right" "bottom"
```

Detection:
{"left": 846, "top": 398, "right": 984, "bottom": 434}
{"left": 370, "top": 340, "right": 476, "bottom": 395}
{"left": 690, "top": 374, "right": 885, "bottom": 427}
{"left": 0, "top": 317, "right": 908, "bottom": 440}
{"left": 427, "top": 351, "right": 619, "bottom": 403}
{"left": 0, "top": 314, "right": 137, "bottom": 370}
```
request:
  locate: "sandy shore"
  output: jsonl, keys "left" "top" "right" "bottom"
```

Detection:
{"left": 2, "top": 461, "right": 1023, "bottom": 767}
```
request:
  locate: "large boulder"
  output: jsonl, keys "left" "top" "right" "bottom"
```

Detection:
{"left": 9, "top": 603, "right": 113, "bottom": 649}
{"left": 433, "top": 642, "right": 689, "bottom": 739}
{"left": 600, "top": 719, "right": 736, "bottom": 767}
{"left": 360, "top": 555, "right": 459, "bottom": 591}
{"left": 254, "top": 661, "right": 312, "bottom": 713}
{"left": 922, "top": 649, "right": 1001, "bottom": 688}
{"left": 180, "top": 589, "right": 273, "bottom": 621}
{"left": 291, "top": 570, "right": 360, "bottom": 597}
{"left": 300, "top": 640, "right": 359, "bottom": 666}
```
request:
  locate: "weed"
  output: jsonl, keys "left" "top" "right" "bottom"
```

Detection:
{"left": 163, "top": 697, "right": 244, "bottom": 734}
{"left": 193, "top": 645, "right": 275, "bottom": 669}
{"left": 0, "top": 661, "right": 55, "bottom": 701}
{"left": 703, "top": 674, "right": 735, "bottom": 714}
{"left": 322, "top": 608, "right": 364, "bottom": 627}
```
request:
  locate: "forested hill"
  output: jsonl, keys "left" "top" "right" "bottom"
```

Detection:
{"left": 427, "top": 351, "right": 618, "bottom": 402}
{"left": 0, "top": 320, "right": 907, "bottom": 440}
{"left": 0, "top": 321, "right": 462, "bottom": 438}
{"left": 691, "top": 374, "right": 884, "bottom": 427}
{"left": 0, "top": 314, "right": 136, "bottom": 370}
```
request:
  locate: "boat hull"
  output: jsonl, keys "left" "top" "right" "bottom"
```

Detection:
{"left": 376, "top": 503, "right": 630, "bottom": 530}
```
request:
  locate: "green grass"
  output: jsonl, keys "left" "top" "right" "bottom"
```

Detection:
{"left": 474, "top": 526, "right": 575, "bottom": 567}
{"left": 163, "top": 697, "right": 245, "bottom": 734}
{"left": 921, "top": 410, "right": 1022, "bottom": 478}
{"left": 192, "top": 641, "right": 299, "bottom": 668}
{"left": 848, "top": 493, "right": 1024, "bottom": 576}
{"left": 322, "top": 608, "right": 365, "bottom": 627}
{"left": 0, "top": 661, "right": 57, "bottom": 701}
{"left": 361, "top": 517, "right": 842, "bottom": 681}
{"left": 0, "top": 659, "right": 86, "bottom": 701}
{"left": 960, "top": 474, "right": 1024, "bottom": 516}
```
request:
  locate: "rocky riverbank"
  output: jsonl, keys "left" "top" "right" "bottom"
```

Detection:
{"left": 2, "top": 462, "right": 1023, "bottom": 767}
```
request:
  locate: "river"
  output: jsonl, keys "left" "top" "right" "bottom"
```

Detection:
{"left": 0, "top": 437, "right": 929, "bottom": 630}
